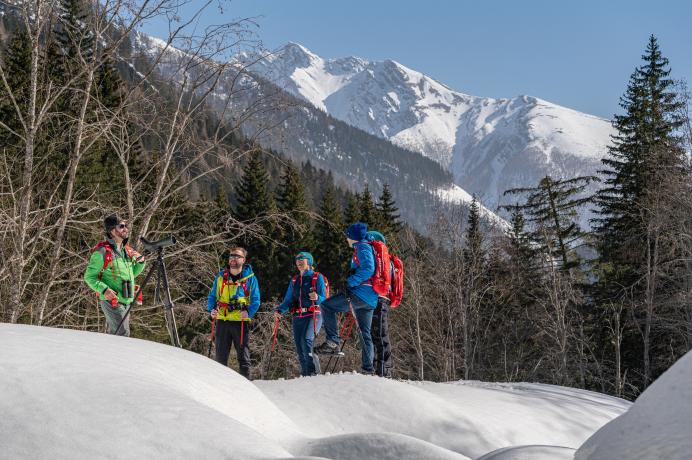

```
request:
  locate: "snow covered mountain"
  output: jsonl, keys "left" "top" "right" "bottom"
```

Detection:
{"left": 247, "top": 43, "right": 615, "bottom": 212}
{"left": 127, "top": 32, "right": 503, "bottom": 231}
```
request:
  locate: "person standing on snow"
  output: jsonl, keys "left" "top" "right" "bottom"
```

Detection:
{"left": 84, "top": 214, "right": 146, "bottom": 337}
{"left": 207, "top": 247, "right": 260, "bottom": 379}
{"left": 315, "top": 222, "right": 378, "bottom": 375}
{"left": 275, "top": 252, "right": 328, "bottom": 376}
{"left": 367, "top": 230, "right": 394, "bottom": 378}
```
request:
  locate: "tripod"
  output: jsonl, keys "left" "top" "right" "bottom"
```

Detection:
{"left": 114, "top": 248, "right": 181, "bottom": 347}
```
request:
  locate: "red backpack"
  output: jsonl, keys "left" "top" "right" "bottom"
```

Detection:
{"left": 368, "top": 240, "right": 391, "bottom": 297}
{"left": 388, "top": 254, "right": 404, "bottom": 309}
{"left": 361, "top": 240, "right": 404, "bottom": 308}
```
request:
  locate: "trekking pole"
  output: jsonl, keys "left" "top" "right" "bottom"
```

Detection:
{"left": 325, "top": 305, "right": 357, "bottom": 373}
{"left": 207, "top": 318, "right": 216, "bottom": 358}
{"left": 271, "top": 314, "right": 280, "bottom": 353}
{"left": 266, "top": 314, "right": 281, "bottom": 377}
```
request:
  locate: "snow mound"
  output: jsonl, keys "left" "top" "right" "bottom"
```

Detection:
{"left": 1, "top": 324, "right": 629, "bottom": 459}
{"left": 256, "top": 374, "right": 629, "bottom": 459}
{"left": 0, "top": 324, "right": 299, "bottom": 459}
{"left": 477, "top": 445, "right": 575, "bottom": 460}
{"left": 575, "top": 350, "right": 692, "bottom": 460}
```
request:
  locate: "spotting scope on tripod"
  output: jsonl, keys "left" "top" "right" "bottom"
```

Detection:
{"left": 114, "top": 235, "right": 181, "bottom": 347}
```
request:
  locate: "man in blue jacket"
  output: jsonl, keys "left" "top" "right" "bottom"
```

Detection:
{"left": 315, "top": 222, "right": 377, "bottom": 375}
{"left": 367, "top": 230, "right": 394, "bottom": 378}
{"left": 207, "top": 247, "right": 261, "bottom": 378}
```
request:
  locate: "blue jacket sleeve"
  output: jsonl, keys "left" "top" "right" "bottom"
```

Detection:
{"left": 277, "top": 280, "right": 295, "bottom": 314}
{"left": 316, "top": 274, "right": 327, "bottom": 305}
{"left": 247, "top": 275, "right": 261, "bottom": 318}
{"left": 207, "top": 276, "right": 218, "bottom": 312}
{"left": 348, "top": 243, "right": 375, "bottom": 287}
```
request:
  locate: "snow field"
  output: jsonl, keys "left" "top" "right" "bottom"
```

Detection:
{"left": 1, "top": 324, "right": 631, "bottom": 459}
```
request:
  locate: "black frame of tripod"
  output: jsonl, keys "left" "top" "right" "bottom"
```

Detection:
{"left": 114, "top": 247, "right": 181, "bottom": 347}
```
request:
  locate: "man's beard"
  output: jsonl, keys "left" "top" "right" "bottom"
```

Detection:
{"left": 229, "top": 261, "right": 242, "bottom": 270}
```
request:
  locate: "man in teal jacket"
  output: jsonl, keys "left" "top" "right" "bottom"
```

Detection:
{"left": 84, "top": 214, "right": 145, "bottom": 336}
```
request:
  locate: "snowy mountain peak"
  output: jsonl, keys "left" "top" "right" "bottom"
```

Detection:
{"left": 248, "top": 43, "right": 615, "bottom": 214}
{"left": 280, "top": 41, "right": 321, "bottom": 67}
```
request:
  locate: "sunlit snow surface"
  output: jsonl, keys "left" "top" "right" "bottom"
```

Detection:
{"left": 575, "top": 350, "right": 692, "bottom": 460}
{"left": 1, "top": 324, "right": 629, "bottom": 459}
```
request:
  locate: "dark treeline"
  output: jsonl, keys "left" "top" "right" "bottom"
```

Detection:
{"left": 1, "top": 2, "right": 690, "bottom": 399}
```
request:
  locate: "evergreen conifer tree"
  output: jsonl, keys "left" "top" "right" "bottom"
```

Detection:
{"left": 504, "top": 175, "right": 596, "bottom": 270}
{"left": 276, "top": 164, "right": 313, "bottom": 279}
{"left": 593, "top": 35, "right": 687, "bottom": 391}
{"left": 359, "top": 185, "right": 378, "bottom": 228}
{"left": 0, "top": 32, "right": 31, "bottom": 149}
{"left": 313, "top": 184, "right": 349, "bottom": 288}
{"left": 234, "top": 153, "right": 278, "bottom": 292}
{"left": 376, "top": 183, "right": 403, "bottom": 245}
{"left": 344, "top": 192, "right": 361, "bottom": 225}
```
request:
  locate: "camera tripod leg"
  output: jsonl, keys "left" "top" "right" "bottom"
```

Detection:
{"left": 111, "top": 250, "right": 181, "bottom": 347}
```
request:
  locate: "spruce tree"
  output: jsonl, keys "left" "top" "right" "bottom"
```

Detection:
{"left": 358, "top": 185, "right": 378, "bottom": 228}
{"left": 344, "top": 192, "right": 361, "bottom": 225}
{"left": 234, "top": 153, "right": 278, "bottom": 291}
{"left": 376, "top": 183, "right": 403, "bottom": 245}
{"left": 275, "top": 164, "right": 313, "bottom": 278}
{"left": 504, "top": 175, "right": 596, "bottom": 270}
{"left": 593, "top": 35, "right": 687, "bottom": 391}
{"left": 463, "top": 196, "right": 483, "bottom": 265}
{"left": 0, "top": 32, "right": 31, "bottom": 150}
{"left": 595, "top": 35, "right": 685, "bottom": 266}
{"left": 313, "top": 184, "right": 349, "bottom": 289}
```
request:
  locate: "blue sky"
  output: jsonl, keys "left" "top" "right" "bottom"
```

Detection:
{"left": 142, "top": 0, "right": 692, "bottom": 119}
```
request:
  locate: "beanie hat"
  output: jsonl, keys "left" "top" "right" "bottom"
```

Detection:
{"left": 367, "top": 230, "right": 387, "bottom": 245}
{"left": 295, "top": 251, "right": 314, "bottom": 267}
{"left": 346, "top": 222, "right": 368, "bottom": 241}
{"left": 103, "top": 214, "right": 120, "bottom": 235}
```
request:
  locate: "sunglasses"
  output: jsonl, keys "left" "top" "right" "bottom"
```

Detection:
{"left": 295, "top": 257, "right": 308, "bottom": 262}
{"left": 229, "top": 254, "right": 245, "bottom": 259}
{"left": 117, "top": 223, "right": 129, "bottom": 230}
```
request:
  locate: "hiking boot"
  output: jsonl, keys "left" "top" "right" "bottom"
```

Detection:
{"left": 314, "top": 341, "right": 339, "bottom": 355}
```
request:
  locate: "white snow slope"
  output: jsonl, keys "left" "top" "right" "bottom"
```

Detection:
{"left": 1, "top": 324, "right": 630, "bottom": 459}
{"left": 575, "top": 347, "right": 692, "bottom": 460}
{"left": 248, "top": 43, "right": 615, "bottom": 211}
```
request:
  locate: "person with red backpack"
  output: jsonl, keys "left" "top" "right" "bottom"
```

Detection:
{"left": 84, "top": 214, "right": 146, "bottom": 337}
{"left": 367, "top": 230, "right": 399, "bottom": 378}
{"left": 274, "top": 252, "right": 328, "bottom": 376}
{"left": 207, "top": 247, "right": 260, "bottom": 379}
{"left": 315, "top": 222, "right": 378, "bottom": 375}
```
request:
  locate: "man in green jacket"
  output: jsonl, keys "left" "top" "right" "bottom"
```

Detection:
{"left": 84, "top": 214, "right": 146, "bottom": 336}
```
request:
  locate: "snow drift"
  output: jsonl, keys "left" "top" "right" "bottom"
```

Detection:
{"left": 575, "top": 349, "right": 692, "bottom": 460}
{"left": 1, "top": 324, "right": 629, "bottom": 459}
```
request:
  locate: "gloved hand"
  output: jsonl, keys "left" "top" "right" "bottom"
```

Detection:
{"left": 240, "top": 310, "right": 249, "bottom": 321}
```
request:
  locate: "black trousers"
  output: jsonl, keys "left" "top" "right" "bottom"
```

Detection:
{"left": 372, "top": 298, "right": 392, "bottom": 377}
{"left": 215, "top": 320, "right": 251, "bottom": 378}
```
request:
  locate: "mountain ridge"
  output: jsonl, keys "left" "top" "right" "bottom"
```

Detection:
{"left": 246, "top": 43, "right": 615, "bottom": 214}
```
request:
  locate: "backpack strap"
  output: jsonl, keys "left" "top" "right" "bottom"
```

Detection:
{"left": 92, "top": 241, "right": 115, "bottom": 281}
